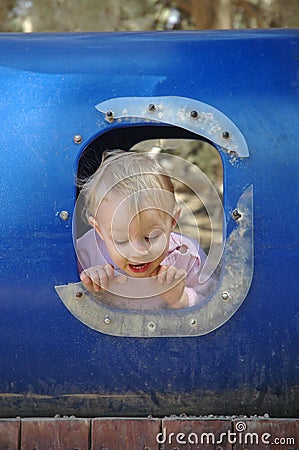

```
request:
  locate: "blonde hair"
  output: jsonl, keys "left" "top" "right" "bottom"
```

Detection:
{"left": 80, "top": 150, "right": 177, "bottom": 223}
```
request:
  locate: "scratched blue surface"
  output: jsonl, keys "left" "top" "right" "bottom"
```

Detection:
{"left": 0, "top": 29, "right": 298, "bottom": 416}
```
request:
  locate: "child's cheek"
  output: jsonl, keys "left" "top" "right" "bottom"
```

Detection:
{"left": 151, "top": 235, "right": 168, "bottom": 258}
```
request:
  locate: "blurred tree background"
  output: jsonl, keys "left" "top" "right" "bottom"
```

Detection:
{"left": 1, "top": 0, "right": 298, "bottom": 32}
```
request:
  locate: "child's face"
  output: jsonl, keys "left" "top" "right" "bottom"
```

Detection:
{"left": 93, "top": 195, "right": 179, "bottom": 278}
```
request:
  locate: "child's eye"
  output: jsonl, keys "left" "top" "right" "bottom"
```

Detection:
{"left": 115, "top": 240, "right": 128, "bottom": 245}
{"left": 146, "top": 233, "right": 160, "bottom": 242}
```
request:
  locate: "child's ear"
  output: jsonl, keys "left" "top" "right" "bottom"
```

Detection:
{"left": 88, "top": 216, "right": 97, "bottom": 228}
{"left": 171, "top": 205, "right": 181, "bottom": 229}
{"left": 88, "top": 216, "right": 104, "bottom": 239}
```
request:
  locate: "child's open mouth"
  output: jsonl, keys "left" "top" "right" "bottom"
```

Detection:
{"left": 128, "top": 262, "right": 151, "bottom": 273}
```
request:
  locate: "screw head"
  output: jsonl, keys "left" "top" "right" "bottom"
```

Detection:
{"left": 105, "top": 110, "right": 114, "bottom": 122}
{"left": 232, "top": 209, "right": 242, "bottom": 220}
{"left": 147, "top": 321, "right": 156, "bottom": 331}
{"left": 148, "top": 103, "right": 156, "bottom": 112}
{"left": 190, "top": 110, "right": 198, "bottom": 119}
{"left": 221, "top": 291, "right": 230, "bottom": 301}
{"left": 222, "top": 131, "right": 230, "bottom": 139}
{"left": 75, "top": 291, "right": 83, "bottom": 298}
{"left": 59, "top": 210, "right": 69, "bottom": 221}
{"left": 104, "top": 316, "right": 111, "bottom": 324}
{"left": 73, "top": 135, "right": 82, "bottom": 144}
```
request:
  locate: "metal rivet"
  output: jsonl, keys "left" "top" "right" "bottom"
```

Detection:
{"left": 190, "top": 318, "right": 196, "bottom": 326}
{"left": 73, "top": 134, "right": 82, "bottom": 144}
{"left": 104, "top": 316, "right": 111, "bottom": 324}
{"left": 59, "top": 211, "right": 69, "bottom": 221}
{"left": 148, "top": 103, "right": 156, "bottom": 112}
{"left": 221, "top": 291, "right": 230, "bottom": 301}
{"left": 222, "top": 131, "right": 230, "bottom": 139}
{"left": 190, "top": 110, "right": 198, "bottom": 119}
{"left": 147, "top": 321, "right": 156, "bottom": 331}
{"left": 75, "top": 291, "right": 83, "bottom": 298}
{"left": 105, "top": 110, "right": 114, "bottom": 122}
{"left": 232, "top": 209, "right": 242, "bottom": 220}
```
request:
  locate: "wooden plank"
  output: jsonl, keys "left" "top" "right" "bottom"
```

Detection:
{"left": 0, "top": 419, "right": 20, "bottom": 450}
{"left": 233, "top": 418, "right": 298, "bottom": 449}
{"left": 91, "top": 418, "right": 160, "bottom": 450}
{"left": 161, "top": 418, "right": 233, "bottom": 449}
{"left": 21, "top": 418, "right": 90, "bottom": 450}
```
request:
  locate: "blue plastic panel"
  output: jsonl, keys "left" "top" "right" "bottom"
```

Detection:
{"left": 0, "top": 29, "right": 298, "bottom": 417}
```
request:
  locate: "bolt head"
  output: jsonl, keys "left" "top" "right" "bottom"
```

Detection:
{"left": 105, "top": 110, "right": 114, "bottom": 122}
{"left": 232, "top": 209, "right": 242, "bottom": 220}
{"left": 148, "top": 103, "right": 156, "bottom": 112}
{"left": 59, "top": 210, "right": 69, "bottom": 221}
{"left": 190, "top": 110, "right": 198, "bottom": 118}
{"left": 73, "top": 135, "right": 82, "bottom": 144}
{"left": 222, "top": 131, "right": 230, "bottom": 139}
{"left": 221, "top": 291, "right": 230, "bottom": 301}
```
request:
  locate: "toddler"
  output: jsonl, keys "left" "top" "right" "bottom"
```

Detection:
{"left": 76, "top": 150, "right": 216, "bottom": 310}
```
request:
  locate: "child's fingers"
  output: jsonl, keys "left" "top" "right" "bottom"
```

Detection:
{"left": 96, "top": 266, "right": 110, "bottom": 290}
{"left": 157, "top": 265, "right": 168, "bottom": 284}
{"left": 104, "top": 264, "right": 114, "bottom": 280}
{"left": 81, "top": 267, "right": 108, "bottom": 291}
{"left": 174, "top": 269, "right": 186, "bottom": 280}
{"left": 157, "top": 265, "right": 178, "bottom": 284}
{"left": 80, "top": 271, "right": 89, "bottom": 283}
{"left": 80, "top": 265, "right": 126, "bottom": 293}
{"left": 113, "top": 274, "right": 127, "bottom": 285}
{"left": 104, "top": 265, "right": 127, "bottom": 286}
{"left": 89, "top": 269, "right": 103, "bottom": 292}
{"left": 157, "top": 265, "right": 186, "bottom": 284}
{"left": 80, "top": 271, "right": 97, "bottom": 293}
{"left": 165, "top": 266, "right": 178, "bottom": 284}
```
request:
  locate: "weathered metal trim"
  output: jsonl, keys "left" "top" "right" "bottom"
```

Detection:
{"left": 95, "top": 96, "right": 249, "bottom": 157}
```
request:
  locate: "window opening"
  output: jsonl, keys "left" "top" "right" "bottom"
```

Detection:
{"left": 73, "top": 129, "right": 223, "bottom": 313}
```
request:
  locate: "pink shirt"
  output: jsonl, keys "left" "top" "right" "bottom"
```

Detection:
{"left": 76, "top": 229, "right": 217, "bottom": 309}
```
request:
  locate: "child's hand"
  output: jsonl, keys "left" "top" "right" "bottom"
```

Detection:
{"left": 156, "top": 265, "right": 189, "bottom": 309}
{"left": 80, "top": 264, "right": 126, "bottom": 294}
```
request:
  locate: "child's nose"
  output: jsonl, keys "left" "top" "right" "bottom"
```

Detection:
{"left": 129, "top": 239, "right": 150, "bottom": 257}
